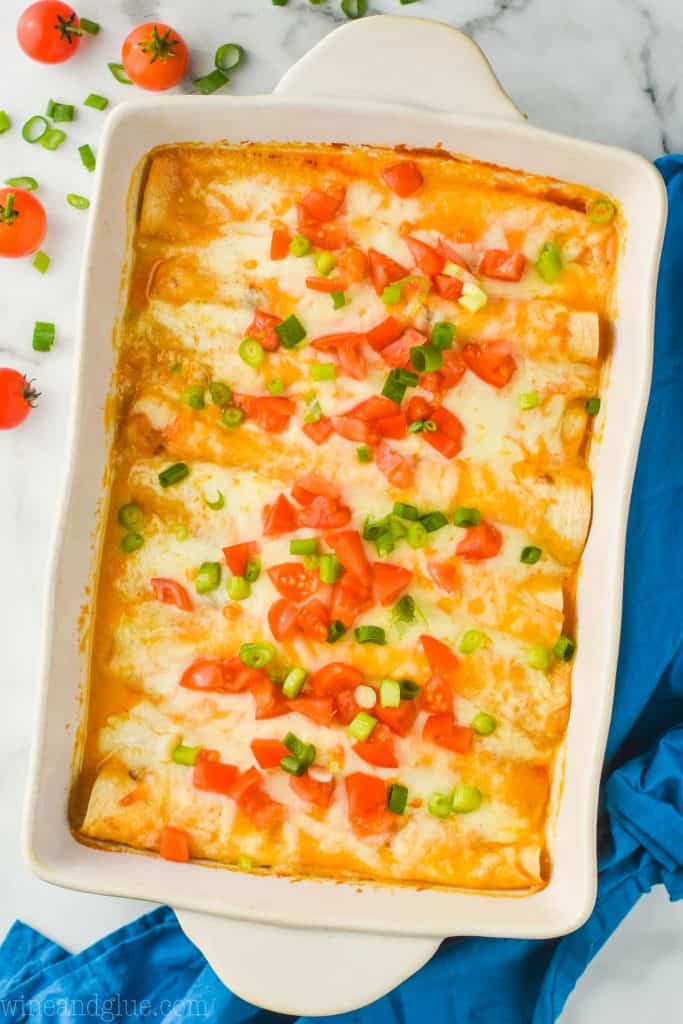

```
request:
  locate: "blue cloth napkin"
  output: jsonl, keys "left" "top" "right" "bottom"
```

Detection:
{"left": 4, "top": 156, "right": 683, "bottom": 1024}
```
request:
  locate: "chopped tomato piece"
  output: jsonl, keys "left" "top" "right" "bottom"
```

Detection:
{"left": 371, "top": 562, "right": 413, "bottom": 606}
{"left": 423, "top": 713, "right": 474, "bottom": 754}
{"left": 406, "top": 395, "right": 433, "bottom": 422}
{"left": 421, "top": 635, "right": 460, "bottom": 682}
{"left": 251, "top": 396, "right": 296, "bottom": 434}
{"left": 336, "top": 246, "right": 368, "bottom": 284}
{"left": 335, "top": 688, "right": 362, "bottom": 725}
{"left": 345, "top": 772, "right": 394, "bottom": 832}
{"left": 330, "top": 572, "right": 371, "bottom": 628}
{"left": 311, "top": 331, "right": 366, "bottom": 353}
{"left": 297, "top": 206, "right": 347, "bottom": 250}
{"left": 306, "top": 276, "right": 340, "bottom": 293}
{"left": 325, "top": 530, "right": 371, "bottom": 586}
{"left": 250, "top": 677, "right": 289, "bottom": 720}
{"left": 368, "top": 248, "right": 409, "bottom": 295}
{"left": 150, "top": 577, "right": 193, "bottom": 611}
{"left": 220, "top": 657, "right": 267, "bottom": 693}
{"left": 330, "top": 415, "right": 374, "bottom": 444}
{"left": 268, "top": 563, "right": 320, "bottom": 602}
{"left": 229, "top": 766, "right": 262, "bottom": 802}
{"left": 287, "top": 696, "right": 336, "bottom": 725}
{"left": 405, "top": 236, "right": 445, "bottom": 277}
{"left": 348, "top": 395, "right": 397, "bottom": 421}
{"left": 299, "top": 186, "right": 345, "bottom": 222}
{"left": 297, "top": 495, "right": 352, "bottom": 530}
{"left": 419, "top": 675, "right": 453, "bottom": 714}
{"left": 375, "top": 441, "right": 414, "bottom": 489}
{"left": 196, "top": 748, "right": 219, "bottom": 764}
{"left": 268, "top": 597, "right": 299, "bottom": 641}
{"left": 434, "top": 274, "right": 464, "bottom": 301}
{"left": 179, "top": 657, "right": 224, "bottom": 692}
{"left": 222, "top": 541, "right": 258, "bottom": 578}
{"left": 479, "top": 249, "right": 526, "bottom": 282}
{"left": 427, "top": 559, "right": 459, "bottom": 594}
{"left": 423, "top": 405, "right": 464, "bottom": 459}
{"left": 380, "top": 329, "right": 423, "bottom": 370}
{"left": 366, "top": 316, "right": 404, "bottom": 352}
{"left": 420, "top": 349, "right": 466, "bottom": 395}
{"left": 292, "top": 473, "right": 340, "bottom": 505}
{"left": 302, "top": 417, "right": 333, "bottom": 445}
{"left": 247, "top": 310, "right": 283, "bottom": 352}
{"left": 309, "top": 662, "right": 365, "bottom": 698}
{"left": 159, "top": 825, "right": 190, "bottom": 862}
{"left": 462, "top": 341, "right": 517, "bottom": 388}
{"left": 263, "top": 493, "right": 298, "bottom": 536}
{"left": 297, "top": 598, "right": 330, "bottom": 642}
{"left": 193, "top": 760, "right": 239, "bottom": 795}
{"left": 353, "top": 725, "right": 397, "bottom": 768}
{"left": 270, "top": 226, "right": 290, "bottom": 261}
{"left": 251, "top": 738, "right": 289, "bottom": 769}
{"left": 375, "top": 699, "right": 418, "bottom": 737}
{"left": 380, "top": 161, "right": 423, "bottom": 198}
{"left": 456, "top": 521, "right": 503, "bottom": 560}
{"left": 374, "top": 412, "right": 407, "bottom": 440}
{"left": 311, "top": 331, "right": 367, "bottom": 380}
{"left": 238, "top": 785, "right": 286, "bottom": 829}
{"left": 290, "top": 771, "right": 336, "bottom": 808}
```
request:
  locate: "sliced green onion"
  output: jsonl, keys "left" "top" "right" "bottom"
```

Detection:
{"left": 84, "top": 93, "right": 109, "bottom": 111}
{"left": 585, "top": 397, "right": 601, "bottom": 416}
{"left": 118, "top": 503, "right": 144, "bottom": 529}
{"left": 46, "top": 100, "right": 75, "bottom": 122}
{"left": 203, "top": 490, "right": 225, "bottom": 511}
{"left": 158, "top": 462, "right": 189, "bottom": 488}
{"left": 315, "top": 251, "right": 336, "bottom": 275}
{"left": 215, "top": 43, "right": 244, "bottom": 72}
{"left": 347, "top": 712, "right": 377, "bottom": 741}
{"left": 393, "top": 501, "right": 419, "bottom": 521}
{"left": 275, "top": 314, "right": 306, "bottom": 348}
{"left": 408, "top": 418, "right": 436, "bottom": 434}
{"left": 431, "top": 321, "right": 455, "bottom": 349}
{"left": 587, "top": 198, "right": 617, "bottom": 224}
{"left": 471, "top": 712, "right": 497, "bottom": 736}
{"left": 227, "top": 575, "right": 250, "bottom": 601}
{"left": 392, "top": 595, "right": 417, "bottom": 625}
{"left": 283, "top": 732, "right": 315, "bottom": 766}
{"left": 172, "top": 743, "right": 201, "bottom": 766}
{"left": 238, "top": 338, "right": 265, "bottom": 368}
{"left": 382, "top": 283, "right": 402, "bottom": 305}
{"left": 311, "top": 362, "right": 336, "bottom": 382}
{"left": 395, "top": 368, "right": 419, "bottom": 386}
{"left": 410, "top": 344, "right": 443, "bottom": 373}
{"left": 527, "top": 645, "right": 552, "bottom": 670}
{"left": 354, "top": 625, "right": 386, "bottom": 645}
{"left": 399, "top": 678, "right": 420, "bottom": 699}
{"left": 289, "top": 234, "right": 311, "bottom": 257}
{"left": 279, "top": 755, "right": 304, "bottom": 776}
{"left": 388, "top": 783, "right": 408, "bottom": 815}
{"left": 194, "top": 69, "right": 229, "bottom": 94}
{"left": 78, "top": 144, "right": 96, "bottom": 171}
{"left": 302, "top": 553, "right": 320, "bottom": 569}
{"left": 363, "top": 516, "right": 389, "bottom": 541}
{"left": 0, "top": 111, "right": 10, "bottom": 134}
{"left": 180, "top": 385, "right": 205, "bottom": 410}
{"left": 244, "top": 557, "right": 261, "bottom": 583}
{"left": 553, "top": 635, "right": 576, "bottom": 661}
{"left": 381, "top": 370, "right": 407, "bottom": 403}
{"left": 32, "top": 321, "right": 55, "bottom": 351}
{"left": 379, "top": 678, "right": 401, "bottom": 708}
{"left": 331, "top": 290, "right": 346, "bottom": 310}
{"left": 209, "top": 381, "right": 232, "bottom": 406}
{"left": 67, "top": 193, "right": 90, "bottom": 209}
{"left": 106, "top": 62, "right": 130, "bottom": 85}
{"left": 32, "top": 250, "right": 50, "bottom": 274}
{"left": 240, "top": 642, "right": 275, "bottom": 669}
{"left": 341, "top": 0, "right": 368, "bottom": 18}
{"left": 421, "top": 511, "right": 448, "bottom": 533}
{"left": 535, "top": 242, "right": 563, "bottom": 284}
{"left": 237, "top": 854, "right": 253, "bottom": 870}
{"left": 282, "top": 667, "right": 307, "bottom": 699}
{"left": 272, "top": 0, "right": 288, "bottom": 4}
{"left": 120, "top": 532, "right": 144, "bottom": 553}
{"left": 303, "top": 398, "right": 322, "bottom": 424}
{"left": 427, "top": 792, "right": 452, "bottom": 819}
{"left": 327, "top": 619, "right": 346, "bottom": 643}
{"left": 196, "top": 561, "right": 221, "bottom": 594}
{"left": 174, "top": 524, "right": 189, "bottom": 541}
{"left": 458, "top": 281, "right": 488, "bottom": 313}
{"left": 5, "top": 176, "right": 38, "bottom": 190}
{"left": 406, "top": 521, "right": 427, "bottom": 548}
{"left": 41, "top": 128, "right": 67, "bottom": 151}
{"left": 451, "top": 784, "right": 482, "bottom": 814}
{"left": 319, "top": 553, "right": 342, "bottom": 583}
{"left": 357, "top": 445, "right": 371, "bottom": 463}
{"left": 460, "top": 629, "right": 485, "bottom": 654}
{"left": 290, "top": 537, "right": 318, "bottom": 556}
{"left": 453, "top": 507, "right": 481, "bottom": 527}
{"left": 520, "top": 545, "right": 542, "bottom": 565}
{"left": 518, "top": 391, "right": 539, "bottom": 411}
{"left": 22, "top": 115, "right": 48, "bottom": 143}
{"left": 79, "top": 17, "right": 100, "bottom": 34}
{"left": 222, "top": 406, "right": 244, "bottom": 428}
{"left": 375, "top": 531, "right": 394, "bottom": 558}
{"left": 267, "top": 377, "right": 285, "bottom": 396}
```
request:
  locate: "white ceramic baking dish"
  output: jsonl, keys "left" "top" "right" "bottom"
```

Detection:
{"left": 23, "top": 15, "right": 666, "bottom": 1016}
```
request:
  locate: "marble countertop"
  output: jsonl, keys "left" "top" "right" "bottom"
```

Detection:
{"left": 1, "top": 0, "right": 682, "bottom": 1019}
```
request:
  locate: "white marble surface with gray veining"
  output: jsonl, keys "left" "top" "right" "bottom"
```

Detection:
{"left": 0, "top": 0, "right": 682, "bottom": 1020}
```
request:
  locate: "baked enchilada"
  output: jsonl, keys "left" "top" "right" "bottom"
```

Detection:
{"left": 73, "top": 143, "right": 620, "bottom": 891}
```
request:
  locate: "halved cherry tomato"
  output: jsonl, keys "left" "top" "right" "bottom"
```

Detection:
{"left": 353, "top": 724, "right": 397, "bottom": 768}
{"left": 375, "top": 699, "right": 418, "bottom": 737}
{"left": 192, "top": 759, "right": 239, "bottom": 795}
{"left": 368, "top": 249, "right": 409, "bottom": 295}
{"left": 434, "top": 275, "right": 464, "bottom": 301}
{"left": 419, "top": 675, "right": 453, "bottom": 714}
{"left": 246, "top": 310, "right": 283, "bottom": 352}
{"left": 223, "top": 541, "right": 258, "bottom": 578}
{"left": 150, "top": 577, "right": 193, "bottom": 612}
{"left": 121, "top": 22, "right": 189, "bottom": 91}
{"left": 263, "top": 493, "right": 298, "bottom": 536}
{"left": 287, "top": 696, "right": 336, "bottom": 725}
{"left": 268, "top": 563, "right": 320, "bottom": 602}
{"left": 303, "top": 418, "right": 333, "bottom": 445}
{"left": 17, "top": 1, "right": 81, "bottom": 64}
{"left": 423, "top": 713, "right": 474, "bottom": 754}
{"left": 297, "top": 495, "right": 352, "bottom": 530}
{"left": 405, "top": 236, "right": 445, "bottom": 277}
{"left": 290, "top": 771, "right": 335, "bottom": 808}
{"left": 270, "top": 226, "right": 290, "bottom": 261}
{"left": 375, "top": 441, "right": 414, "bottom": 489}
{"left": 456, "top": 521, "right": 503, "bottom": 560}
{"left": 420, "top": 634, "right": 459, "bottom": 681}
{"left": 251, "top": 738, "right": 289, "bottom": 769}
{"left": 268, "top": 598, "right": 299, "bottom": 641}
{"left": 250, "top": 677, "right": 289, "bottom": 720}
{"left": 462, "top": 341, "right": 517, "bottom": 388}
{"left": 330, "top": 573, "right": 371, "bottom": 628}
{"left": 159, "top": 825, "right": 190, "bottom": 862}
{"left": 0, "top": 188, "right": 47, "bottom": 258}
{"left": 179, "top": 657, "right": 224, "bottom": 692}
{"left": 423, "top": 405, "right": 465, "bottom": 459}
{"left": 299, "top": 186, "right": 345, "bottom": 222}
{"left": 297, "top": 598, "right": 330, "bottom": 642}
{"left": 366, "top": 316, "right": 404, "bottom": 352}
{"left": 380, "top": 161, "right": 423, "bottom": 198}
{"left": 371, "top": 562, "right": 413, "bottom": 606}
{"left": 345, "top": 772, "right": 394, "bottom": 832}
{"left": 479, "top": 249, "right": 526, "bottom": 282}
{"left": 325, "top": 530, "right": 371, "bottom": 586}
{"left": 309, "top": 662, "right": 364, "bottom": 698}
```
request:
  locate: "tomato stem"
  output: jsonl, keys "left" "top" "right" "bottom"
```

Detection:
{"left": 138, "top": 25, "right": 181, "bottom": 64}
{"left": 0, "top": 192, "right": 19, "bottom": 226}
{"left": 55, "top": 13, "right": 82, "bottom": 43}
{"left": 23, "top": 377, "right": 41, "bottom": 407}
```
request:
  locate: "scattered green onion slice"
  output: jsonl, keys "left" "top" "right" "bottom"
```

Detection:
{"left": 520, "top": 545, "right": 542, "bottom": 565}
{"left": 272, "top": 0, "right": 288, "bottom": 4}
{"left": 410, "top": 344, "right": 443, "bottom": 373}
{"left": 382, "top": 367, "right": 417, "bottom": 403}
{"left": 319, "top": 553, "right": 342, "bottom": 583}
{"left": 32, "top": 250, "right": 50, "bottom": 274}
{"left": 315, "top": 251, "right": 336, "bottom": 275}
{"left": 0, "top": 111, "right": 10, "bottom": 134}
{"left": 290, "top": 537, "right": 318, "bottom": 556}
{"left": 79, "top": 17, "right": 100, "bottom": 34}
{"left": 535, "top": 242, "right": 563, "bottom": 284}
{"left": 222, "top": 406, "right": 244, "bottom": 428}
{"left": 356, "top": 445, "right": 371, "bottom": 463}
{"left": 354, "top": 625, "right": 386, "bottom": 645}
{"left": 215, "top": 43, "right": 244, "bottom": 72}
{"left": 290, "top": 234, "right": 311, "bottom": 257}
{"left": 108, "top": 62, "right": 133, "bottom": 84}
{"left": 585, "top": 397, "right": 601, "bottom": 416}
{"left": 181, "top": 385, "right": 205, "bottom": 410}
{"left": 237, "top": 854, "right": 253, "bottom": 870}
{"left": 553, "top": 635, "right": 576, "bottom": 661}
{"left": 363, "top": 516, "right": 389, "bottom": 541}
{"left": 451, "top": 784, "right": 483, "bottom": 814}
{"left": 267, "top": 377, "right": 285, "bottom": 396}
{"left": 527, "top": 645, "right": 552, "bottom": 671}
{"left": 311, "top": 362, "right": 336, "bottom": 382}
{"left": 240, "top": 642, "right": 275, "bottom": 669}
{"left": 158, "top": 462, "right": 189, "bottom": 488}
{"left": 587, "top": 198, "right": 617, "bottom": 224}
{"left": 427, "top": 792, "right": 452, "bottom": 819}
{"left": 78, "top": 143, "right": 96, "bottom": 171}
{"left": 375, "top": 531, "right": 394, "bottom": 558}
{"left": 303, "top": 398, "right": 322, "bottom": 424}
{"left": 227, "top": 576, "right": 250, "bottom": 601}
{"left": 388, "top": 783, "right": 408, "bottom": 815}
{"left": 120, "top": 532, "right": 143, "bottom": 553}
{"left": 209, "top": 381, "right": 232, "bottom": 406}
{"left": 5, "top": 176, "right": 38, "bottom": 190}
{"left": 341, "top": 0, "right": 368, "bottom": 19}
{"left": 382, "top": 283, "right": 402, "bottom": 305}
{"left": 347, "top": 712, "right": 377, "bottom": 741}
{"left": 379, "top": 678, "right": 401, "bottom": 708}
{"left": 421, "top": 511, "right": 448, "bottom": 533}
{"left": 40, "top": 128, "right": 67, "bottom": 151}
{"left": 408, "top": 418, "right": 436, "bottom": 433}
{"left": 282, "top": 667, "right": 307, "bottom": 699}
{"left": 174, "top": 524, "right": 189, "bottom": 541}
{"left": 471, "top": 712, "right": 497, "bottom": 736}
{"left": 431, "top": 321, "right": 455, "bottom": 349}
{"left": 239, "top": 338, "right": 265, "bottom": 368}
{"left": 46, "top": 99, "right": 75, "bottom": 122}
{"left": 244, "top": 557, "right": 261, "bottom": 583}
{"left": 282, "top": 732, "right": 315, "bottom": 770}
{"left": 67, "top": 193, "right": 90, "bottom": 209}
{"left": 518, "top": 391, "right": 539, "bottom": 411}
{"left": 453, "top": 506, "right": 481, "bottom": 528}
{"left": 393, "top": 501, "right": 419, "bottom": 521}
{"left": 195, "top": 561, "right": 221, "bottom": 594}
{"left": 32, "top": 321, "right": 55, "bottom": 351}
{"left": 172, "top": 743, "right": 201, "bottom": 766}
{"left": 203, "top": 490, "right": 225, "bottom": 511}
{"left": 392, "top": 595, "right": 417, "bottom": 626}
{"left": 331, "top": 290, "right": 346, "bottom": 309}
{"left": 22, "top": 115, "right": 48, "bottom": 143}
{"left": 275, "top": 314, "right": 306, "bottom": 349}
{"left": 399, "top": 678, "right": 420, "bottom": 700}
{"left": 406, "top": 521, "right": 427, "bottom": 548}
{"left": 84, "top": 93, "right": 109, "bottom": 111}
{"left": 118, "top": 503, "right": 144, "bottom": 529}
{"left": 460, "top": 629, "right": 485, "bottom": 654}
{"left": 327, "top": 619, "right": 346, "bottom": 643}
{"left": 194, "top": 69, "right": 229, "bottom": 95}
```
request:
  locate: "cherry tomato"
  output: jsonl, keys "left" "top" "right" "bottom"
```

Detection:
{"left": 0, "top": 189, "right": 47, "bottom": 259}
{"left": 0, "top": 370, "right": 39, "bottom": 429}
{"left": 17, "top": 1, "right": 81, "bottom": 64}
{"left": 122, "top": 22, "right": 189, "bottom": 91}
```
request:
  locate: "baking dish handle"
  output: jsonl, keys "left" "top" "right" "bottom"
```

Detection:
{"left": 175, "top": 908, "right": 439, "bottom": 1015}
{"left": 275, "top": 15, "right": 523, "bottom": 121}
